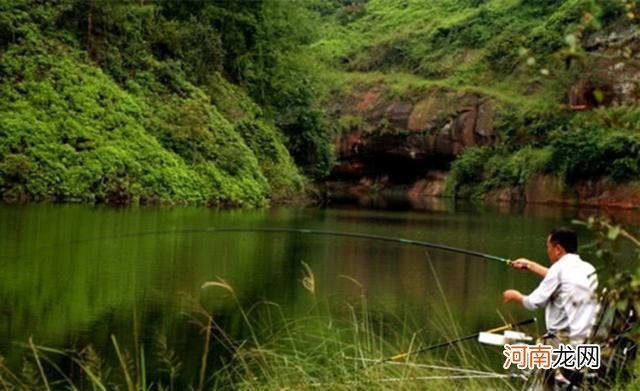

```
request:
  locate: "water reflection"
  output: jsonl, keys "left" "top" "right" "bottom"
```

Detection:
{"left": 0, "top": 202, "right": 638, "bottom": 384}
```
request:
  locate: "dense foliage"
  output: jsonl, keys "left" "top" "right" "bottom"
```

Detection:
{"left": 314, "top": 0, "right": 618, "bottom": 92}
{"left": 447, "top": 107, "right": 640, "bottom": 197}
{"left": 0, "top": 0, "right": 334, "bottom": 205}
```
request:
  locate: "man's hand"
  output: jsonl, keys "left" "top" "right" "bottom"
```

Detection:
{"left": 508, "top": 258, "right": 548, "bottom": 278}
{"left": 502, "top": 289, "right": 524, "bottom": 304}
{"left": 509, "top": 258, "right": 530, "bottom": 271}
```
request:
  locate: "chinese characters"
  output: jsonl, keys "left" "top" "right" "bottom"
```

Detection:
{"left": 503, "top": 344, "right": 600, "bottom": 370}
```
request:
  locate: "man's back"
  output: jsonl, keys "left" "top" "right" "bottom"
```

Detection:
{"left": 523, "top": 253, "right": 598, "bottom": 343}
{"left": 551, "top": 254, "right": 598, "bottom": 342}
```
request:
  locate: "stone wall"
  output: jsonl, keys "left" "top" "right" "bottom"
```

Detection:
{"left": 333, "top": 87, "right": 497, "bottom": 166}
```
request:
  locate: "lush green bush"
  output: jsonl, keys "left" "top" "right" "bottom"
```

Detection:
{"left": 493, "top": 107, "right": 574, "bottom": 149}
{"left": 0, "top": 26, "right": 261, "bottom": 206}
{"left": 445, "top": 146, "right": 492, "bottom": 196}
{"left": 447, "top": 145, "right": 552, "bottom": 197}
{"left": 235, "top": 119, "right": 306, "bottom": 201}
{"left": 0, "top": 44, "right": 206, "bottom": 204}
{"left": 483, "top": 146, "right": 553, "bottom": 188}
{"left": 447, "top": 107, "right": 640, "bottom": 197}
{"left": 0, "top": 0, "right": 323, "bottom": 205}
{"left": 551, "top": 124, "right": 640, "bottom": 183}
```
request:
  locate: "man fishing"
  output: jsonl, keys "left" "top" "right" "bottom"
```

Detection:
{"left": 502, "top": 227, "right": 599, "bottom": 388}
{"left": 502, "top": 227, "right": 599, "bottom": 345}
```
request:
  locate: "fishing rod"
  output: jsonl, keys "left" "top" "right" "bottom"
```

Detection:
{"left": 363, "top": 317, "right": 537, "bottom": 369}
{"left": 198, "top": 227, "right": 512, "bottom": 264}
{"left": 3, "top": 226, "right": 511, "bottom": 265}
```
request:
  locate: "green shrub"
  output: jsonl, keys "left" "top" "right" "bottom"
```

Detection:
{"left": 0, "top": 153, "right": 33, "bottom": 179}
{"left": 448, "top": 145, "right": 552, "bottom": 197}
{"left": 484, "top": 146, "right": 553, "bottom": 188}
{"left": 0, "top": 34, "right": 264, "bottom": 205}
{"left": 551, "top": 126, "right": 640, "bottom": 183}
{"left": 494, "top": 107, "right": 574, "bottom": 148}
{"left": 0, "top": 1, "right": 314, "bottom": 206}
{"left": 446, "top": 146, "right": 493, "bottom": 195}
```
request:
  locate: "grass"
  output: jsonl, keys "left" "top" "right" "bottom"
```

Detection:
{"left": 313, "top": 0, "right": 606, "bottom": 101}
{"left": 323, "top": 67, "right": 560, "bottom": 110}
{"left": 0, "top": 261, "right": 523, "bottom": 390}
{"left": 196, "top": 263, "right": 517, "bottom": 390}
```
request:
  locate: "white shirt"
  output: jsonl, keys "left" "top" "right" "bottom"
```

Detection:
{"left": 522, "top": 253, "right": 599, "bottom": 343}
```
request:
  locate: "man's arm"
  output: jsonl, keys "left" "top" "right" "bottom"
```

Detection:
{"left": 502, "top": 289, "right": 524, "bottom": 305}
{"left": 503, "top": 267, "right": 559, "bottom": 310}
{"left": 509, "top": 258, "right": 548, "bottom": 278}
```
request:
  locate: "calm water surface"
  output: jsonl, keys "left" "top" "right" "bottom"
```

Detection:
{"left": 1, "top": 202, "right": 639, "bottom": 382}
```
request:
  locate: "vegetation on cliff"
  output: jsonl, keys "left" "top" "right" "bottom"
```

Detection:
{"left": 449, "top": 107, "right": 640, "bottom": 197}
{"left": 0, "top": 0, "right": 334, "bottom": 205}
{"left": 314, "top": 0, "right": 640, "bottom": 199}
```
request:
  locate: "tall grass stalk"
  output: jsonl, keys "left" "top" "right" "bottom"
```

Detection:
{"left": 198, "top": 315, "right": 212, "bottom": 391}
{"left": 139, "top": 346, "right": 146, "bottom": 391}
{"left": 201, "top": 277, "right": 269, "bottom": 375}
{"left": 111, "top": 334, "right": 135, "bottom": 391}
{"left": 133, "top": 305, "right": 141, "bottom": 388}
{"left": 29, "top": 337, "right": 51, "bottom": 391}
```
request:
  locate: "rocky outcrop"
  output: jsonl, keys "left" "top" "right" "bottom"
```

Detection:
{"left": 326, "top": 171, "right": 447, "bottom": 210}
{"left": 524, "top": 175, "right": 571, "bottom": 205}
{"left": 333, "top": 87, "right": 497, "bottom": 164}
{"left": 574, "top": 179, "right": 640, "bottom": 209}
{"left": 329, "top": 85, "right": 498, "bottom": 204}
{"left": 328, "top": 85, "right": 497, "bottom": 207}
{"left": 485, "top": 175, "right": 640, "bottom": 209}
{"left": 408, "top": 171, "right": 447, "bottom": 199}
{"left": 569, "top": 25, "right": 640, "bottom": 107}
{"left": 485, "top": 187, "right": 525, "bottom": 204}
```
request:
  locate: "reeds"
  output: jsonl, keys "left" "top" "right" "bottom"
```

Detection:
{"left": 0, "top": 262, "right": 551, "bottom": 390}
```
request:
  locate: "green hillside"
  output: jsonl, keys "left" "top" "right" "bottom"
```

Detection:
{"left": 313, "top": 0, "right": 640, "bottom": 198}
{"left": 0, "top": 0, "right": 326, "bottom": 206}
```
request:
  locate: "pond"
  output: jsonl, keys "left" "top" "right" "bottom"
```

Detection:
{"left": 1, "top": 202, "right": 638, "bottom": 387}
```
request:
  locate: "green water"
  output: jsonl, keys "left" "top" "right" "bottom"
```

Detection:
{"left": 1, "top": 202, "right": 639, "bottom": 384}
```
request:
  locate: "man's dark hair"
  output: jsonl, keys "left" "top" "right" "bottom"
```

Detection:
{"left": 549, "top": 227, "right": 578, "bottom": 253}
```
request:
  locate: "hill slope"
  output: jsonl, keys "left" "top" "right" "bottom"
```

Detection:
{"left": 0, "top": 0, "right": 318, "bottom": 205}
{"left": 314, "top": 0, "right": 640, "bottom": 205}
